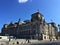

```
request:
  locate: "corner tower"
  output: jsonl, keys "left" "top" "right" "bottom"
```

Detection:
{"left": 31, "top": 10, "right": 44, "bottom": 23}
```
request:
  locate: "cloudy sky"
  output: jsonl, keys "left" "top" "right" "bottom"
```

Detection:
{"left": 18, "top": 0, "right": 28, "bottom": 3}
{"left": 0, "top": 0, "right": 60, "bottom": 32}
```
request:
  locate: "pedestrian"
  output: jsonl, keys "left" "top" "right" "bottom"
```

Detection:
{"left": 17, "top": 41, "right": 19, "bottom": 44}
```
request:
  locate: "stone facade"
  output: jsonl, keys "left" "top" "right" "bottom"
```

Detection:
{"left": 1, "top": 11, "right": 58, "bottom": 40}
{"left": 48, "top": 23, "right": 58, "bottom": 41}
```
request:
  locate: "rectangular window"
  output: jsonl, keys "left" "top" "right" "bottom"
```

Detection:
{"left": 44, "top": 36, "right": 46, "bottom": 39}
{"left": 0, "top": 37, "right": 2, "bottom": 39}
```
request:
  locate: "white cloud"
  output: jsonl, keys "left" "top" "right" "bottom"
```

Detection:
{"left": 18, "top": 0, "right": 28, "bottom": 3}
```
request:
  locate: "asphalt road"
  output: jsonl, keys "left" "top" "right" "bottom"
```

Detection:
{"left": 22, "top": 41, "right": 60, "bottom": 45}
{"left": 29, "top": 42, "right": 60, "bottom": 45}
{"left": 0, "top": 40, "right": 60, "bottom": 45}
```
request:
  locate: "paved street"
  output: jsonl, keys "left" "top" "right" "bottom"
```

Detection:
{"left": 29, "top": 42, "right": 60, "bottom": 45}
{"left": 23, "top": 40, "right": 60, "bottom": 45}
{"left": 0, "top": 40, "right": 60, "bottom": 45}
{"left": 23, "top": 42, "right": 60, "bottom": 45}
